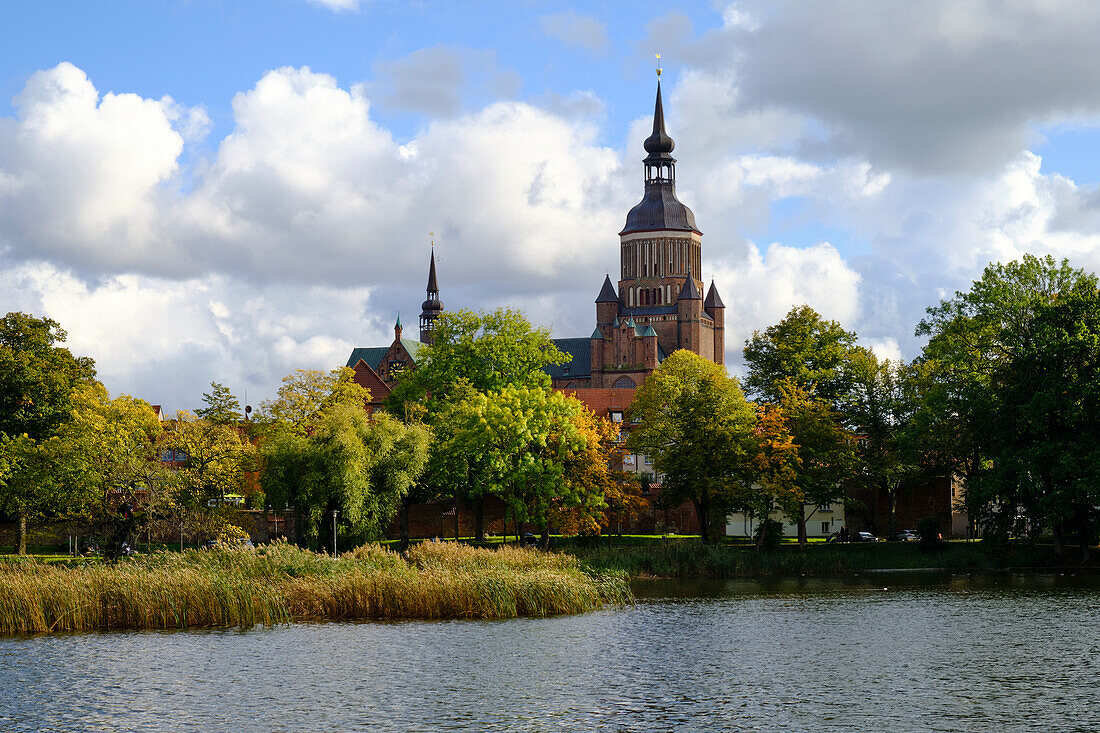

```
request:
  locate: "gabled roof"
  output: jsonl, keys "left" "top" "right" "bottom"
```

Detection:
{"left": 346, "top": 339, "right": 426, "bottom": 372}
{"left": 641, "top": 325, "right": 658, "bottom": 338}
{"left": 545, "top": 337, "right": 591, "bottom": 379}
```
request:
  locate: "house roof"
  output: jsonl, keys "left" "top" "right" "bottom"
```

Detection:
{"left": 546, "top": 337, "right": 592, "bottom": 379}
{"left": 346, "top": 339, "right": 426, "bottom": 372}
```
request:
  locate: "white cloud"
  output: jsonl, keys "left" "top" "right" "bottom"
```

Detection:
{"left": 305, "top": 0, "right": 361, "bottom": 12}
{"left": 3, "top": 258, "right": 383, "bottom": 412}
{"left": 712, "top": 241, "right": 863, "bottom": 368}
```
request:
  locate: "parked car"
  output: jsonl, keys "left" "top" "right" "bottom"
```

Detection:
{"left": 857, "top": 531, "right": 880, "bottom": 543}
{"left": 894, "top": 530, "right": 919, "bottom": 542}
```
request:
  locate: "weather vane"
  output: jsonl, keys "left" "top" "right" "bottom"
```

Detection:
{"left": 656, "top": 53, "right": 662, "bottom": 77}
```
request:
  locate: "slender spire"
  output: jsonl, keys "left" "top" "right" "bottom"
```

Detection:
{"left": 426, "top": 246, "right": 439, "bottom": 294}
{"left": 678, "top": 275, "right": 701, "bottom": 301}
{"left": 643, "top": 81, "right": 675, "bottom": 156}
{"left": 704, "top": 280, "right": 725, "bottom": 309}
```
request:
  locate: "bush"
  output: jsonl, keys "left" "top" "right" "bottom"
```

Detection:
{"left": 917, "top": 517, "right": 943, "bottom": 551}
{"left": 754, "top": 519, "right": 784, "bottom": 552}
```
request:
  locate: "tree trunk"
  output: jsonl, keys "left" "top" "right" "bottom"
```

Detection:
{"left": 540, "top": 522, "right": 549, "bottom": 551}
{"left": 474, "top": 496, "right": 484, "bottom": 543}
{"left": 797, "top": 506, "right": 808, "bottom": 547}
{"left": 886, "top": 479, "right": 897, "bottom": 538}
{"left": 17, "top": 513, "right": 27, "bottom": 556}
{"left": 399, "top": 499, "right": 410, "bottom": 551}
{"left": 693, "top": 495, "right": 710, "bottom": 544}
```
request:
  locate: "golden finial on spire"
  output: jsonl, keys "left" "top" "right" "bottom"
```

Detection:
{"left": 655, "top": 53, "right": 662, "bottom": 77}
{"left": 429, "top": 232, "right": 435, "bottom": 248}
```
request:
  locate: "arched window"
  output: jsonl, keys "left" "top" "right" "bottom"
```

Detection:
{"left": 612, "top": 376, "right": 635, "bottom": 389}
{"left": 564, "top": 381, "right": 575, "bottom": 388}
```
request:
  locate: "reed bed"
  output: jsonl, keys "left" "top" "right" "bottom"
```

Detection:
{"left": 0, "top": 541, "right": 631, "bottom": 634}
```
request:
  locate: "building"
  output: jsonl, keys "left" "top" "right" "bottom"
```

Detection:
{"left": 725, "top": 502, "right": 848, "bottom": 540}
{"left": 345, "top": 249, "right": 442, "bottom": 412}
{"left": 548, "top": 79, "right": 725, "bottom": 396}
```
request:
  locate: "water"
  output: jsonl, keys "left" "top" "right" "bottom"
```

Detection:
{"left": 2, "top": 573, "right": 1099, "bottom": 731}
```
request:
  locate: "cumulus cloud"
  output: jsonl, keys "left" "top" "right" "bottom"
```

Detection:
{"left": 657, "top": 0, "right": 1100, "bottom": 175}
{"left": 3, "top": 257, "right": 385, "bottom": 412}
{"left": 712, "top": 241, "right": 863, "bottom": 368}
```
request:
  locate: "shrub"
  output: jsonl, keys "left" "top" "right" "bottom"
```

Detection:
{"left": 917, "top": 517, "right": 943, "bottom": 551}
{"left": 754, "top": 519, "right": 784, "bottom": 552}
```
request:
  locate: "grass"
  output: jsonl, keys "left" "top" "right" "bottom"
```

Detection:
{"left": 0, "top": 541, "right": 631, "bottom": 634}
{"left": 570, "top": 539, "right": 1075, "bottom": 579}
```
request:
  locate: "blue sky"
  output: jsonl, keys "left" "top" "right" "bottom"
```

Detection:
{"left": 5, "top": 0, "right": 1100, "bottom": 409}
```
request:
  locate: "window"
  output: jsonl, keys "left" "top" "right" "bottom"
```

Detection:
{"left": 609, "top": 410, "right": 623, "bottom": 423}
{"left": 822, "top": 522, "right": 830, "bottom": 534}
{"left": 817, "top": 501, "right": 832, "bottom": 512}
{"left": 612, "top": 376, "right": 635, "bottom": 389}
{"left": 565, "top": 381, "right": 575, "bottom": 389}
{"left": 389, "top": 360, "right": 403, "bottom": 371}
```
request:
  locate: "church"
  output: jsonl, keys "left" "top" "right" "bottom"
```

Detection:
{"left": 345, "top": 78, "right": 725, "bottom": 414}
{"left": 547, "top": 79, "right": 724, "bottom": 397}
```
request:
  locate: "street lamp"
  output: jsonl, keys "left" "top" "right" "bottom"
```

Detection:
{"left": 332, "top": 509, "right": 339, "bottom": 557}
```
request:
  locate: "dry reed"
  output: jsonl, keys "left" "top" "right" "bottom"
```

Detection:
{"left": 0, "top": 541, "right": 631, "bottom": 634}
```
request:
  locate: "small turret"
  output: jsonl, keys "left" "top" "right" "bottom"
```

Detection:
{"left": 595, "top": 274, "right": 619, "bottom": 326}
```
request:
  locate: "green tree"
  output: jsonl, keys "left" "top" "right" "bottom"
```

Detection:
{"left": 0, "top": 313, "right": 96, "bottom": 553}
{"left": 194, "top": 382, "right": 243, "bottom": 424}
{"left": 159, "top": 412, "right": 258, "bottom": 512}
{"left": 915, "top": 254, "right": 1097, "bottom": 542}
{"left": 626, "top": 350, "right": 759, "bottom": 544}
{"left": 53, "top": 383, "right": 164, "bottom": 556}
{"left": 387, "top": 307, "right": 569, "bottom": 541}
{"left": 777, "top": 383, "right": 858, "bottom": 545}
{"left": 262, "top": 404, "right": 430, "bottom": 549}
{"left": 987, "top": 283, "right": 1100, "bottom": 559}
{"left": 260, "top": 367, "right": 368, "bottom": 435}
{"left": 845, "top": 348, "right": 917, "bottom": 538}
{"left": 743, "top": 304, "right": 857, "bottom": 405}
{"left": 429, "top": 384, "right": 590, "bottom": 546}
{"left": 387, "top": 307, "right": 568, "bottom": 413}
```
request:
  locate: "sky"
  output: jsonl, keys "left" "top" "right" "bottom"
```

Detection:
{"left": 5, "top": 0, "right": 1100, "bottom": 412}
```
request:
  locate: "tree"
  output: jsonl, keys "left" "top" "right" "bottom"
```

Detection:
{"left": 53, "top": 383, "right": 163, "bottom": 557}
{"left": 748, "top": 403, "right": 802, "bottom": 549}
{"left": 194, "top": 382, "right": 243, "bottom": 424}
{"left": 743, "top": 305, "right": 857, "bottom": 405}
{"left": 845, "top": 348, "right": 917, "bottom": 538}
{"left": 777, "top": 383, "right": 858, "bottom": 545}
{"left": 387, "top": 308, "right": 570, "bottom": 541}
{"left": 262, "top": 404, "right": 430, "bottom": 548}
{"left": 159, "top": 412, "right": 258, "bottom": 512}
{"left": 626, "top": 350, "right": 759, "bottom": 544}
{"left": 260, "top": 367, "right": 368, "bottom": 436}
{"left": 387, "top": 307, "right": 569, "bottom": 413}
{"left": 915, "top": 254, "right": 1097, "bottom": 543}
{"left": 0, "top": 312, "right": 96, "bottom": 553}
{"left": 428, "top": 384, "right": 590, "bottom": 546}
{"left": 986, "top": 283, "right": 1100, "bottom": 559}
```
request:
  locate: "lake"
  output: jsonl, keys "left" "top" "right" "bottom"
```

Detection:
{"left": 2, "top": 572, "right": 1098, "bottom": 731}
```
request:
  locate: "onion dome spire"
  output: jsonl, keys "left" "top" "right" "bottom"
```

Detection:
{"left": 419, "top": 238, "right": 444, "bottom": 345}
{"left": 643, "top": 81, "right": 675, "bottom": 156}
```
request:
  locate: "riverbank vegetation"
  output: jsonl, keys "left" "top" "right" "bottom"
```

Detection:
{"left": 570, "top": 540, "right": 1076, "bottom": 579}
{"left": 0, "top": 542, "right": 630, "bottom": 634}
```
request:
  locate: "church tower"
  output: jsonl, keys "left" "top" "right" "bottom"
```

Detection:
{"left": 551, "top": 72, "right": 727, "bottom": 392}
{"left": 419, "top": 247, "right": 444, "bottom": 345}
